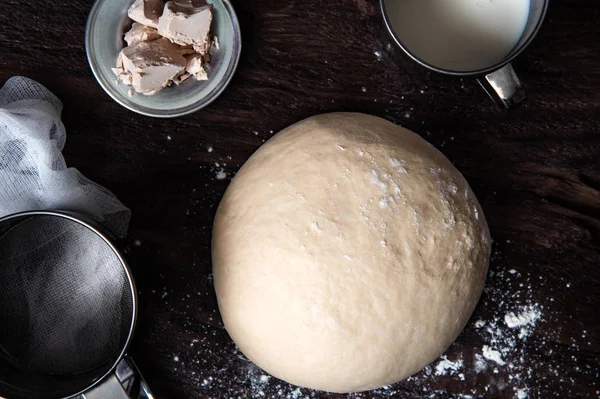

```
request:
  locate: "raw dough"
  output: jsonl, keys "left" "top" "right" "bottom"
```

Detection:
{"left": 212, "top": 113, "right": 491, "bottom": 393}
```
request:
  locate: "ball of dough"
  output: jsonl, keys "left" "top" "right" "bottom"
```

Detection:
{"left": 212, "top": 113, "right": 490, "bottom": 393}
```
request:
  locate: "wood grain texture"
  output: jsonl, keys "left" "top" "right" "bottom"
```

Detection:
{"left": 1, "top": 0, "right": 599, "bottom": 398}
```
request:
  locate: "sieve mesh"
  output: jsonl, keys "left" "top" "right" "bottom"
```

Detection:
{"left": 0, "top": 214, "right": 134, "bottom": 398}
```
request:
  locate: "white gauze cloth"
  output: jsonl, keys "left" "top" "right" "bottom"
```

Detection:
{"left": 0, "top": 76, "right": 130, "bottom": 237}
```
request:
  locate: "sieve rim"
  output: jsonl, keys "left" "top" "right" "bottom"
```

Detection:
{"left": 0, "top": 210, "right": 138, "bottom": 399}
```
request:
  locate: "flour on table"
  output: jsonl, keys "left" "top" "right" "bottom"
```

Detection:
{"left": 434, "top": 355, "right": 463, "bottom": 376}
{"left": 505, "top": 306, "right": 541, "bottom": 329}
{"left": 516, "top": 388, "right": 528, "bottom": 398}
{"left": 474, "top": 353, "right": 488, "bottom": 373}
{"left": 215, "top": 169, "right": 227, "bottom": 180}
{"left": 482, "top": 345, "right": 506, "bottom": 366}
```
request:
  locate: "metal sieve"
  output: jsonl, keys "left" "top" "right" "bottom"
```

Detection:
{"left": 0, "top": 211, "right": 152, "bottom": 399}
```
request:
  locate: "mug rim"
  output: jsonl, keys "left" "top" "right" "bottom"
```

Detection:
{"left": 380, "top": 0, "right": 549, "bottom": 76}
{"left": 0, "top": 210, "right": 138, "bottom": 399}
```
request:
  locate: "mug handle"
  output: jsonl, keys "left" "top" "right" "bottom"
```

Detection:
{"left": 79, "top": 356, "right": 154, "bottom": 399}
{"left": 477, "top": 63, "right": 526, "bottom": 108}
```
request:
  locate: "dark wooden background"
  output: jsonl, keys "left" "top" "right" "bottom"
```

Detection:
{"left": 1, "top": 0, "right": 599, "bottom": 398}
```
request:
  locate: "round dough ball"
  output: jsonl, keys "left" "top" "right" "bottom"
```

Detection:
{"left": 212, "top": 113, "right": 490, "bottom": 393}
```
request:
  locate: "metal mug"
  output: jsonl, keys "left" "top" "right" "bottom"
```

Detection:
{"left": 0, "top": 211, "right": 153, "bottom": 399}
{"left": 381, "top": 0, "right": 549, "bottom": 108}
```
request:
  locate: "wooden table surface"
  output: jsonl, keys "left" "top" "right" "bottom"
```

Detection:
{"left": 1, "top": 0, "right": 599, "bottom": 398}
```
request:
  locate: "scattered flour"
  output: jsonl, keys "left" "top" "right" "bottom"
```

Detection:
{"left": 368, "top": 170, "right": 387, "bottom": 190}
{"left": 311, "top": 222, "right": 323, "bottom": 233}
{"left": 516, "top": 388, "right": 528, "bottom": 398}
{"left": 474, "top": 320, "right": 486, "bottom": 328}
{"left": 434, "top": 356, "right": 463, "bottom": 376}
{"left": 215, "top": 169, "right": 227, "bottom": 180}
{"left": 505, "top": 306, "right": 541, "bottom": 329}
{"left": 474, "top": 353, "right": 488, "bottom": 373}
{"left": 389, "top": 157, "right": 408, "bottom": 174}
{"left": 482, "top": 345, "right": 506, "bottom": 366}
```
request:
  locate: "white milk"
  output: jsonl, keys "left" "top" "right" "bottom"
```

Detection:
{"left": 384, "top": 0, "right": 530, "bottom": 71}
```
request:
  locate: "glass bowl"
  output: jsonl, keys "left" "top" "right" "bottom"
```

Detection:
{"left": 85, "top": 0, "right": 241, "bottom": 118}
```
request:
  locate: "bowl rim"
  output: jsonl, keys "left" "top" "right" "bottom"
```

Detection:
{"left": 85, "top": 0, "right": 241, "bottom": 118}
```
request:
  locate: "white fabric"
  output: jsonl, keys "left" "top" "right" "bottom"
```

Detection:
{"left": 0, "top": 76, "right": 130, "bottom": 237}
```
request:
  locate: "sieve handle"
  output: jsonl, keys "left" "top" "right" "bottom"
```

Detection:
{"left": 82, "top": 374, "right": 129, "bottom": 399}
{"left": 79, "top": 357, "right": 154, "bottom": 399}
{"left": 115, "top": 356, "right": 155, "bottom": 399}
